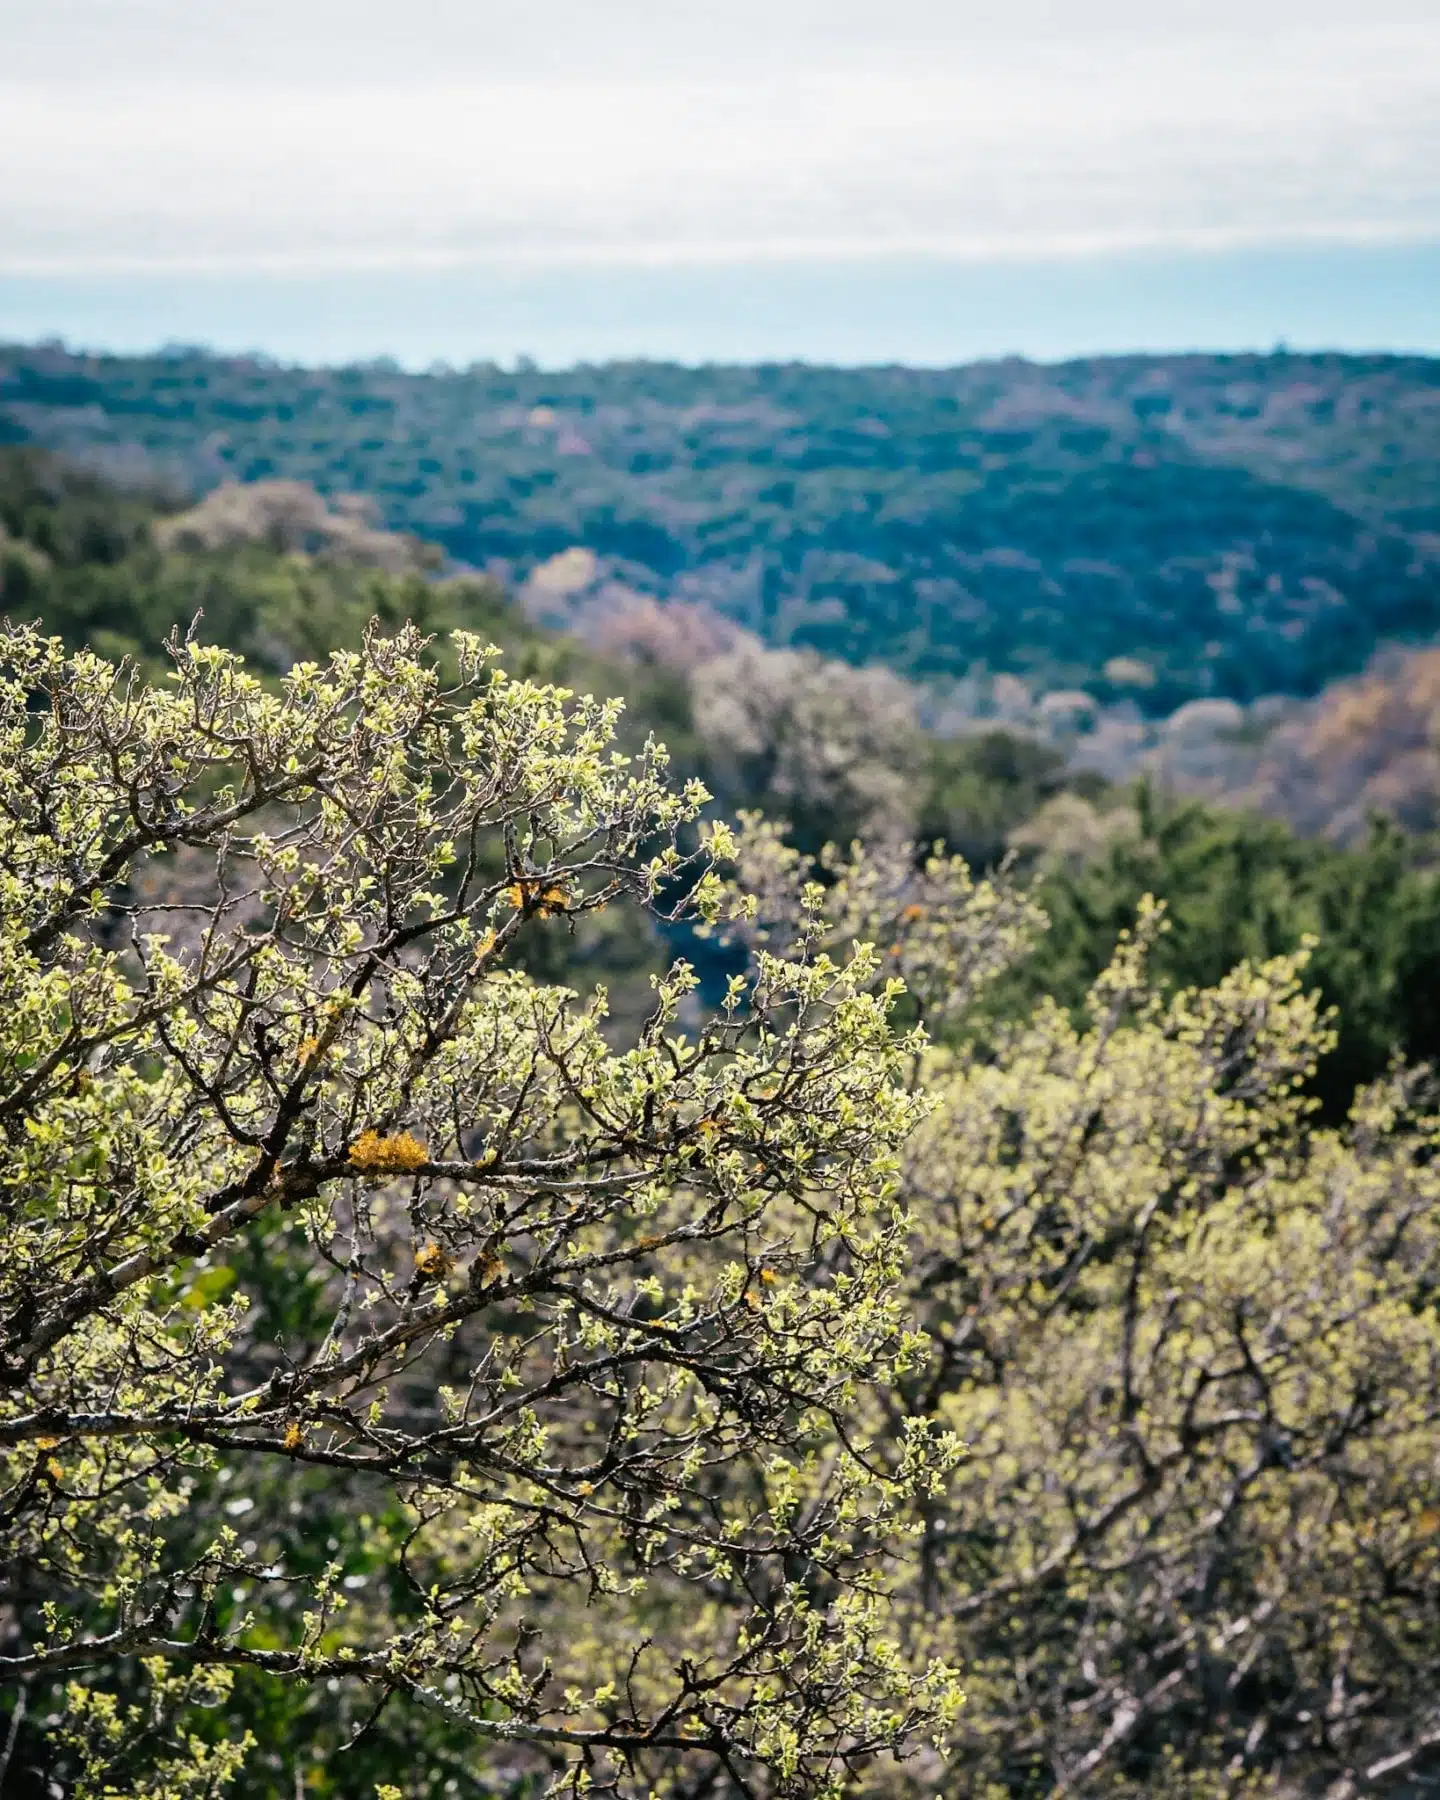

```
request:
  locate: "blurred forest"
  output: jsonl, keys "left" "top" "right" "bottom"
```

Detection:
{"left": 8, "top": 441, "right": 1440, "bottom": 1123}
{"left": 3, "top": 342, "right": 1438, "bottom": 713}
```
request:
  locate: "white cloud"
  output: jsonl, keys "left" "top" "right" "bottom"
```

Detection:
{"left": 1, "top": 0, "right": 1436, "bottom": 273}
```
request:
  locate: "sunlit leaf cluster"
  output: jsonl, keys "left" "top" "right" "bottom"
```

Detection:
{"left": 0, "top": 624, "right": 962, "bottom": 1799}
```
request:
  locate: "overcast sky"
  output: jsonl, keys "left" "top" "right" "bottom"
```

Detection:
{"left": 2, "top": 0, "right": 1437, "bottom": 276}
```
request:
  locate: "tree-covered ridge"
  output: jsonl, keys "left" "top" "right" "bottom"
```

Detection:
{"left": 4, "top": 344, "right": 1438, "bottom": 712}
{"left": 0, "top": 445, "right": 1084, "bottom": 875}
{"left": 10, "top": 443, "right": 1440, "bottom": 1120}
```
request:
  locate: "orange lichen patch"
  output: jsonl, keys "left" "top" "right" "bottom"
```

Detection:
{"left": 283, "top": 1421, "right": 306, "bottom": 1453}
{"left": 295, "top": 1036, "right": 322, "bottom": 1066}
{"left": 469, "top": 929, "right": 498, "bottom": 967}
{"left": 414, "top": 1241, "right": 454, "bottom": 1280}
{"left": 474, "top": 1251, "right": 506, "bottom": 1284}
{"left": 348, "top": 1129, "right": 429, "bottom": 1174}
{"left": 759, "top": 1268, "right": 778, "bottom": 1285}
{"left": 900, "top": 903, "right": 927, "bottom": 922}
{"left": 504, "top": 879, "right": 576, "bottom": 917}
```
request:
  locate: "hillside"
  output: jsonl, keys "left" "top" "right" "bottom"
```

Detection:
{"left": 14, "top": 444, "right": 1440, "bottom": 1122}
{"left": 4, "top": 343, "right": 1438, "bottom": 712}
{"left": 0, "top": 443, "right": 1087, "bottom": 871}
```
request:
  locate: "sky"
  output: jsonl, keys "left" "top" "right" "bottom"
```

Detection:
{"left": 1, "top": 0, "right": 1437, "bottom": 365}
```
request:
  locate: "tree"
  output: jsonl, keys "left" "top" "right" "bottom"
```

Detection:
{"left": 0, "top": 624, "right": 962, "bottom": 1800}
{"left": 691, "top": 643, "right": 920, "bottom": 857}
{"left": 730, "top": 830, "right": 1440, "bottom": 1797}
{"left": 903, "top": 927, "right": 1440, "bottom": 1795}
{"left": 1007, "top": 788, "right": 1440, "bottom": 1119}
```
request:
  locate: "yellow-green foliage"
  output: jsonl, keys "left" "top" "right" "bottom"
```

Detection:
{"left": 8, "top": 630, "right": 1440, "bottom": 1799}
{"left": 773, "top": 850, "right": 1440, "bottom": 1797}
{"left": 0, "top": 624, "right": 961, "bottom": 1799}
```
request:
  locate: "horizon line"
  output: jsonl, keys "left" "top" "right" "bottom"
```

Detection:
{"left": 8, "top": 337, "right": 1438, "bottom": 376}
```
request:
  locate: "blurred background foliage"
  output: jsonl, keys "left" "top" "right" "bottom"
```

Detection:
{"left": 7, "top": 439, "right": 1440, "bottom": 1122}
{"left": 4, "top": 344, "right": 1439, "bottom": 712}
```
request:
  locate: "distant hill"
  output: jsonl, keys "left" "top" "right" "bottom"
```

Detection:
{"left": 3, "top": 343, "right": 1438, "bottom": 711}
{"left": 0, "top": 444, "right": 1090, "bottom": 873}
{"left": 14, "top": 440, "right": 1440, "bottom": 1116}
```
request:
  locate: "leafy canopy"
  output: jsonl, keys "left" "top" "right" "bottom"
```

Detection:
{"left": 0, "top": 624, "right": 962, "bottom": 1799}
{"left": 732, "top": 835, "right": 1440, "bottom": 1798}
